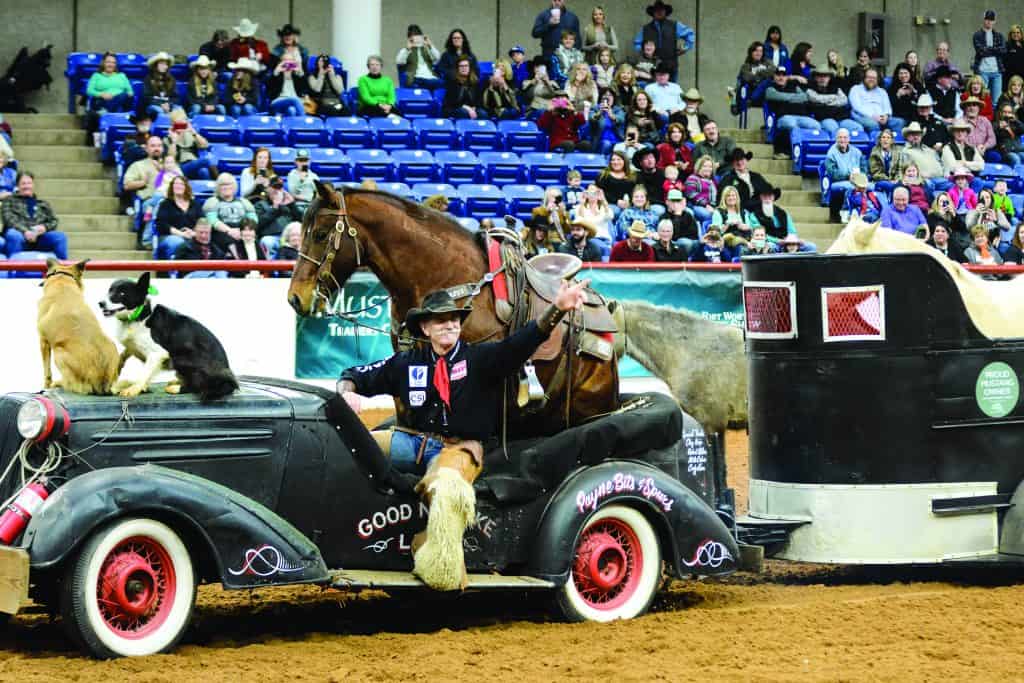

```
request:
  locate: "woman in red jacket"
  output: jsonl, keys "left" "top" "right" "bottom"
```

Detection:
{"left": 656, "top": 122, "right": 693, "bottom": 176}
{"left": 537, "top": 96, "right": 593, "bottom": 152}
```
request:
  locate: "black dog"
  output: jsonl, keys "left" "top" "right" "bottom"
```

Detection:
{"left": 146, "top": 305, "right": 239, "bottom": 401}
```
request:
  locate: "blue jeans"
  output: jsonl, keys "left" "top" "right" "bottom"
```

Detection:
{"left": 4, "top": 228, "right": 68, "bottom": 259}
{"left": 184, "top": 270, "right": 227, "bottom": 278}
{"left": 270, "top": 97, "right": 304, "bottom": 117}
{"left": 411, "top": 77, "right": 444, "bottom": 90}
{"left": 154, "top": 234, "right": 185, "bottom": 260}
{"left": 979, "top": 71, "right": 1002, "bottom": 103}
{"left": 88, "top": 93, "right": 132, "bottom": 113}
{"left": 924, "top": 178, "right": 953, "bottom": 197}
{"left": 1002, "top": 151, "right": 1022, "bottom": 167}
{"left": 852, "top": 113, "right": 905, "bottom": 132}
{"left": 230, "top": 103, "right": 257, "bottom": 117}
{"left": 691, "top": 205, "right": 713, "bottom": 223}
{"left": 189, "top": 104, "right": 226, "bottom": 117}
{"left": 180, "top": 157, "right": 215, "bottom": 180}
{"left": 820, "top": 118, "right": 865, "bottom": 134}
{"left": 389, "top": 430, "right": 443, "bottom": 474}
{"left": 777, "top": 114, "right": 821, "bottom": 135}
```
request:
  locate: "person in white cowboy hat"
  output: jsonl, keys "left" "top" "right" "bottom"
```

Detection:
{"left": 900, "top": 120, "right": 951, "bottom": 193}
{"left": 843, "top": 171, "right": 882, "bottom": 222}
{"left": 909, "top": 92, "right": 950, "bottom": 150}
{"left": 185, "top": 55, "right": 225, "bottom": 116}
{"left": 948, "top": 166, "right": 979, "bottom": 216}
{"left": 140, "top": 52, "right": 181, "bottom": 120}
{"left": 558, "top": 215, "right": 603, "bottom": 261}
{"left": 633, "top": 0, "right": 694, "bottom": 83}
{"left": 229, "top": 18, "right": 271, "bottom": 67}
{"left": 670, "top": 86, "right": 709, "bottom": 140}
{"left": 941, "top": 118, "right": 985, "bottom": 178}
{"left": 961, "top": 95, "right": 997, "bottom": 153}
{"left": 224, "top": 58, "right": 260, "bottom": 117}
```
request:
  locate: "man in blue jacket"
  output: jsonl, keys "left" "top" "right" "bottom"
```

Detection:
{"left": 532, "top": 0, "right": 581, "bottom": 58}
{"left": 633, "top": 0, "right": 695, "bottom": 83}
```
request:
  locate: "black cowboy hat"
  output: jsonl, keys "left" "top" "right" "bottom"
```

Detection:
{"left": 932, "top": 64, "right": 954, "bottom": 80}
{"left": 727, "top": 147, "right": 754, "bottom": 164}
{"left": 277, "top": 23, "right": 301, "bottom": 38}
{"left": 405, "top": 290, "right": 473, "bottom": 335}
{"left": 646, "top": 0, "right": 673, "bottom": 17}
{"left": 653, "top": 61, "right": 674, "bottom": 75}
{"left": 631, "top": 144, "right": 658, "bottom": 170}
{"left": 758, "top": 184, "right": 782, "bottom": 200}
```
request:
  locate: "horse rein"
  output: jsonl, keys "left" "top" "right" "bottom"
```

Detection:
{"left": 299, "top": 191, "right": 363, "bottom": 313}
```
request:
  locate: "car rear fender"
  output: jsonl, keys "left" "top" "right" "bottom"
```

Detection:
{"left": 526, "top": 460, "right": 739, "bottom": 582}
{"left": 23, "top": 465, "right": 329, "bottom": 588}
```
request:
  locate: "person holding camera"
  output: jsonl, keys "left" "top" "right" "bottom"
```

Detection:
{"left": 967, "top": 188, "right": 1013, "bottom": 239}
{"left": 272, "top": 24, "right": 308, "bottom": 67}
{"left": 588, "top": 88, "right": 625, "bottom": 153}
{"left": 254, "top": 175, "right": 303, "bottom": 257}
{"left": 397, "top": 24, "right": 443, "bottom": 89}
{"left": 523, "top": 56, "right": 561, "bottom": 115}
{"left": 267, "top": 52, "right": 309, "bottom": 117}
{"left": 537, "top": 94, "right": 592, "bottom": 152}
{"left": 481, "top": 61, "right": 521, "bottom": 120}
{"left": 240, "top": 147, "right": 276, "bottom": 198}
{"left": 995, "top": 102, "right": 1024, "bottom": 166}
{"left": 287, "top": 149, "right": 319, "bottom": 207}
{"left": 308, "top": 54, "right": 350, "bottom": 116}
{"left": 164, "top": 110, "right": 215, "bottom": 181}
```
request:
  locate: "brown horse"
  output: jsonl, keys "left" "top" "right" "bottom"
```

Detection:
{"left": 287, "top": 183, "right": 619, "bottom": 437}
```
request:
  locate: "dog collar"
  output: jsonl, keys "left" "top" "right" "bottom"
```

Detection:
{"left": 127, "top": 288, "right": 158, "bottom": 322}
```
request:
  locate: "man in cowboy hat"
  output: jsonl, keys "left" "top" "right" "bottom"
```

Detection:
{"left": 633, "top": 0, "right": 694, "bottom": 83}
{"left": 718, "top": 147, "right": 771, "bottom": 209}
{"left": 962, "top": 95, "right": 997, "bottom": 153}
{"left": 924, "top": 42, "right": 962, "bottom": 89}
{"left": 844, "top": 171, "right": 882, "bottom": 222}
{"left": 532, "top": 0, "right": 581, "bottom": 58}
{"left": 941, "top": 118, "right": 985, "bottom": 177}
{"left": 901, "top": 120, "right": 950, "bottom": 193}
{"left": 926, "top": 64, "right": 962, "bottom": 122}
{"left": 644, "top": 62, "right": 684, "bottom": 116}
{"left": 229, "top": 17, "right": 271, "bottom": 67}
{"left": 670, "top": 87, "right": 709, "bottom": 140}
{"left": 910, "top": 93, "right": 950, "bottom": 150}
{"left": 692, "top": 119, "right": 736, "bottom": 173}
{"left": 765, "top": 64, "right": 818, "bottom": 159}
{"left": 610, "top": 219, "right": 655, "bottom": 262}
{"left": 806, "top": 66, "right": 862, "bottom": 136}
{"left": 750, "top": 184, "right": 810, "bottom": 250}
{"left": 630, "top": 143, "right": 667, "bottom": 206}
{"left": 338, "top": 280, "right": 590, "bottom": 590}
{"left": 558, "top": 216, "right": 603, "bottom": 261}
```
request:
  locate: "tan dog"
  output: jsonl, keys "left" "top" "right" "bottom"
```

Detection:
{"left": 38, "top": 258, "right": 120, "bottom": 394}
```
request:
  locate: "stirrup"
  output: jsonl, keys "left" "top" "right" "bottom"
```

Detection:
{"left": 516, "top": 362, "right": 547, "bottom": 412}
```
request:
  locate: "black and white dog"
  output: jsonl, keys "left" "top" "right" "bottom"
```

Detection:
{"left": 99, "top": 272, "right": 174, "bottom": 397}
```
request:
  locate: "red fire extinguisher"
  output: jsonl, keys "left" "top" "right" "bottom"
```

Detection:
{"left": 0, "top": 481, "right": 50, "bottom": 545}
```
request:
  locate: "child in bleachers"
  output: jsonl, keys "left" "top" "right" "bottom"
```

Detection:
{"left": 0, "top": 152, "right": 15, "bottom": 200}
{"left": 632, "top": 40, "right": 657, "bottom": 84}
{"left": 594, "top": 48, "right": 616, "bottom": 89}
{"left": 508, "top": 45, "right": 529, "bottom": 88}
{"left": 844, "top": 172, "right": 882, "bottom": 222}
{"left": 689, "top": 226, "right": 734, "bottom": 263}
{"left": 553, "top": 31, "right": 585, "bottom": 85}
{"left": 564, "top": 170, "right": 585, "bottom": 209}
{"left": 661, "top": 164, "right": 684, "bottom": 198}
{"left": 991, "top": 179, "right": 1018, "bottom": 225}
{"left": 899, "top": 164, "right": 929, "bottom": 212}
{"left": 947, "top": 167, "right": 978, "bottom": 217}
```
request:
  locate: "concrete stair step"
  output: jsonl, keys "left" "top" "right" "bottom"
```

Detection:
{"left": 21, "top": 162, "right": 111, "bottom": 179}
{"left": 750, "top": 159, "right": 793, "bottom": 175}
{"left": 49, "top": 196, "right": 121, "bottom": 214}
{"left": 71, "top": 249, "right": 147, "bottom": 262}
{"left": 722, "top": 128, "right": 763, "bottom": 143}
{"left": 4, "top": 113, "right": 82, "bottom": 130}
{"left": 796, "top": 223, "right": 842, "bottom": 240}
{"left": 60, "top": 214, "right": 134, "bottom": 232}
{"left": 739, "top": 143, "right": 772, "bottom": 157}
{"left": 15, "top": 129, "right": 89, "bottom": 146}
{"left": 35, "top": 178, "right": 117, "bottom": 196}
{"left": 15, "top": 146, "right": 98, "bottom": 162}
{"left": 778, "top": 190, "right": 820, "bottom": 206}
{"left": 786, "top": 206, "right": 831, "bottom": 222}
{"left": 69, "top": 232, "right": 138, "bottom": 250}
{"left": 761, "top": 174, "right": 802, "bottom": 189}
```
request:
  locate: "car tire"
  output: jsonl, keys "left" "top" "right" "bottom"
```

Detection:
{"left": 555, "top": 505, "right": 662, "bottom": 623}
{"left": 60, "top": 517, "right": 196, "bottom": 658}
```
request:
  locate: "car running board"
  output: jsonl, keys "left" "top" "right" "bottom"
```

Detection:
{"left": 330, "top": 569, "right": 556, "bottom": 591}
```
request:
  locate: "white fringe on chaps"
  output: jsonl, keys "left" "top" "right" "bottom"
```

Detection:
{"left": 413, "top": 467, "right": 476, "bottom": 591}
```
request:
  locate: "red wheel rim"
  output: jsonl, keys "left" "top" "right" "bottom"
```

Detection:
{"left": 571, "top": 517, "right": 643, "bottom": 611}
{"left": 96, "top": 536, "right": 177, "bottom": 639}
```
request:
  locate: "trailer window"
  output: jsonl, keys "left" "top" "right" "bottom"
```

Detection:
{"left": 743, "top": 281, "right": 797, "bottom": 340}
{"left": 821, "top": 286, "right": 885, "bottom": 342}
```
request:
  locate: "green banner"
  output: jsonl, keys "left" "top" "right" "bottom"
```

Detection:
{"left": 295, "top": 268, "right": 743, "bottom": 380}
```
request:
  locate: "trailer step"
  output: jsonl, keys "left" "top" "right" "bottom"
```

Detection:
{"left": 329, "top": 569, "right": 556, "bottom": 590}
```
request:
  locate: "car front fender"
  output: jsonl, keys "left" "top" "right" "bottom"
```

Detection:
{"left": 23, "top": 465, "right": 329, "bottom": 589}
{"left": 526, "top": 460, "right": 739, "bottom": 583}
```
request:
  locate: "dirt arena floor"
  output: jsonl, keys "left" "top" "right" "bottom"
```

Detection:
{"left": 3, "top": 419, "right": 1024, "bottom": 681}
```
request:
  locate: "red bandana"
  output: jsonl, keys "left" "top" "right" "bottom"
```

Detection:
{"left": 433, "top": 356, "right": 451, "bottom": 411}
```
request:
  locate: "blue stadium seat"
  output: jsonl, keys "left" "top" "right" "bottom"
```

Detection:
{"left": 151, "top": 113, "right": 172, "bottom": 137}
{"left": 269, "top": 147, "right": 297, "bottom": 168}
{"left": 65, "top": 52, "right": 104, "bottom": 113}
{"left": 396, "top": 88, "right": 437, "bottom": 118}
{"left": 456, "top": 217, "right": 480, "bottom": 232}
{"left": 412, "top": 182, "right": 463, "bottom": 215}
{"left": 503, "top": 184, "right": 546, "bottom": 222}
{"left": 498, "top": 120, "right": 546, "bottom": 153}
{"left": 327, "top": 116, "right": 373, "bottom": 149}
{"left": 192, "top": 114, "right": 239, "bottom": 144}
{"left": 1011, "top": 193, "right": 1024, "bottom": 216}
{"left": 175, "top": 81, "right": 188, "bottom": 105}
{"left": 477, "top": 61, "right": 494, "bottom": 83}
{"left": 238, "top": 115, "right": 283, "bottom": 146}
{"left": 522, "top": 152, "right": 568, "bottom": 184}
{"left": 7, "top": 251, "right": 57, "bottom": 278}
{"left": 564, "top": 152, "right": 606, "bottom": 183}
{"left": 869, "top": 129, "right": 905, "bottom": 145}
{"left": 459, "top": 183, "right": 507, "bottom": 217}
{"left": 790, "top": 129, "right": 833, "bottom": 175}
{"left": 1014, "top": 167, "right": 1024, "bottom": 193}
{"left": 435, "top": 150, "right": 480, "bottom": 184}
{"left": 478, "top": 151, "right": 523, "bottom": 185}
{"left": 209, "top": 145, "right": 254, "bottom": 174}
{"left": 190, "top": 179, "right": 218, "bottom": 203}
{"left": 347, "top": 149, "right": 394, "bottom": 181}
{"left": 981, "top": 162, "right": 1016, "bottom": 182}
{"left": 281, "top": 116, "right": 326, "bottom": 147}
{"left": 170, "top": 57, "right": 193, "bottom": 81}
{"left": 369, "top": 116, "right": 415, "bottom": 150}
{"left": 456, "top": 119, "right": 500, "bottom": 152}
{"left": 392, "top": 149, "right": 437, "bottom": 183}
{"left": 846, "top": 129, "right": 872, "bottom": 156}
{"left": 413, "top": 118, "right": 457, "bottom": 151}
{"left": 377, "top": 181, "right": 414, "bottom": 199}
{"left": 118, "top": 53, "right": 148, "bottom": 79}
{"left": 308, "top": 148, "right": 351, "bottom": 182}
{"left": 99, "top": 113, "right": 135, "bottom": 162}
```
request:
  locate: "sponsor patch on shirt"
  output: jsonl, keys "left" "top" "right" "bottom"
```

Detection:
{"left": 450, "top": 360, "right": 467, "bottom": 381}
{"left": 409, "top": 390, "right": 426, "bottom": 407}
{"left": 409, "top": 365, "right": 428, "bottom": 388}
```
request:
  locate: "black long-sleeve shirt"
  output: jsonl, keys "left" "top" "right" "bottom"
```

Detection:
{"left": 341, "top": 322, "right": 549, "bottom": 440}
{"left": 155, "top": 198, "right": 202, "bottom": 237}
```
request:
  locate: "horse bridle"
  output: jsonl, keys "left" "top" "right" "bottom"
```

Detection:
{"left": 298, "top": 191, "right": 363, "bottom": 310}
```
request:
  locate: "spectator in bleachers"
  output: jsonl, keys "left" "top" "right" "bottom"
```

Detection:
{"left": 927, "top": 192, "right": 968, "bottom": 248}
{"left": 849, "top": 68, "right": 903, "bottom": 133}
{"left": 961, "top": 75, "right": 995, "bottom": 120}
{"left": 423, "top": 194, "right": 450, "bottom": 213}
{"left": 631, "top": 40, "right": 657, "bottom": 85}
{"left": 442, "top": 57, "right": 482, "bottom": 119}
{"left": 824, "top": 128, "right": 867, "bottom": 219}
{"left": 566, "top": 62, "right": 599, "bottom": 110}
{"left": 596, "top": 151, "right": 635, "bottom": 213}
{"left": 625, "top": 91, "right": 663, "bottom": 145}
{"left": 203, "top": 173, "right": 257, "bottom": 251}
{"left": 582, "top": 6, "right": 619, "bottom": 64}
{"left": 900, "top": 122, "right": 950, "bottom": 194}
{"left": 119, "top": 111, "right": 156, "bottom": 172}
{"left": 140, "top": 52, "right": 181, "bottom": 121}
{"left": 287, "top": 149, "right": 319, "bottom": 207}
{"left": 538, "top": 96, "right": 591, "bottom": 152}
{"left": 683, "top": 155, "right": 717, "bottom": 223}
{"left": 689, "top": 226, "right": 733, "bottom": 263}
{"left": 710, "top": 185, "right": 755, "bottom": 236}
{"left": 718, "top": 147, "right": 770, "bottom": 209}
{"left": 765, "top": 66, "right": 817, "bottom": 159}
{"left": 991, "top": 179, "right": 1017, "bottom": 225}
{"left": 614, "top": 185, "right": 659, "bottom": 238}
{"left": 563, "top": 170, "right": 584, "bottom": 209}
{"left": 750, "top": 185, "right": 809, "bottom": 249}
{"left": 255, "top": 175, "right": 303, "bottom": 255}
{"left": 226, "top": 219, "right": 270, "bottom": 277}
{"left": 672, "top": 88, "right": 709, "bottom": 142}
{"left": 692, "top": 120, "right": 736, "bottom": 174}
{"left": 967, "top": 188, "right": 1012, "bottom": 237}
{"left": 806, "top": 67, "right": 861, "bottom": 134}
{"left": 229, "top": 18, "right": 271, "bottom": 69}
{"left": 788, "top": 43, "right": 814, "bottom": 82}
{"left": 739, "top": 42, "right": 776, "bottom": 108}
{"left": 436, "top": 30, "right": 479, "bottom": 82}
{"left": 633, "top": 0, "right": 693, "bottom": 83}
{"left": 240, "top": 147, "right": 275, "bottom": 198}
{"left": 593, "top": 48, "right": 616, "bottom": 89}
{"left": 481, "top": 61, "right": 520, "bottom": 120}
{"left": 165, "top": 110, "right": 215, "bottom": 180}
{"left": 941, "top": 119, "right": 985, "bottom": 178}
{"left": 847, "top": 48, "right": 872, "bottom": 91}
{"left": 1, "top": 172, "right": 66, "bottom": 259}
{"left": 881, "top": 186, "right": 928, "bottom": 236}
{"left": 995, "top": 103, "right": 1023, "bottom": 167}
{"left": 558, "top": 216, "right": 602, "bottom": 261}
{"left": 927, "top": 66, "right": 962, "bottom": 123}
{"left": 397, "top": 25, "right": 442, "bottom": 89}
{"left": 224, "top": 58, "right": 260, "bottom": 117}
{"left": 154, "top": 175, "right": 201, "bottom": 260}
{"left": 644, "top": 62, "right": 683, "bottom": 118}
{"left": 631, "top": 145, "right": 666, "bottom": 207}
{"left": 823, "top": 50, "right": 848, "bottom": 89}
{"left": 1007, "top": 25, "right": 1024, "bottom": 81}
{"left": 911, "top": 93, "right": 950, "bottom": 151}
{"left": 998, "top": 75, "right": 1023, "bottom": 119}
{"left": 267, "top": 52, "right": 309, "bottom": 117}
{"left": 651, "top": 217, "right": 686, "bottom": 261}
{"left": 924, "top": 43, "right": 962, "bottom": 88}
{"left": 308, "top": 54, "right": 350, "bottom": 117}
{"left": 522, "top": 207, "right": 563, "bottom": 257}
{"left": 612, "top": 64, "right": 640, "bottom": 110}
{"left": 85, "top": 52, "right": 133, "bottom": 114}
{"left": 899, "top": 163, "right": 931, "bottom": 212}
{"left": 1003, "top": 224, "right": 1024, "bottom": 264}
{"left": 964, "top": 224, "right": 1003, "bottom": 265}
{"left": 763, "top": 26, "right": 788, "bottom": 69}
{"left": 587, "top": 88, "right": 624, "bottom": 153}
{"left": 277, "top": 221, "right": 302, "bottom": 261}
{"left": 734, "top": 225, "right": 779, "bottom": 259}
{"left": 523, "top": 57, "right": 560, "bottom": 115}
{"left": 508, "top": 45, "right": 530, "bottom": 87}
{"left": 123, "top": 135, "right": 164, "bottom": 214}
{"left": 904, "top": 50, "right": 923, "bottom": 87}
{"left": 867, "top": 128, "right": 907, "bottom": 195}
{"left": 175, "top": 218, "right": 228, "bottom": 277}
{"left": 662, "top": 189, "right": 698, "bottom": 252}
{"left": 888, "top": 62, "right": 923, "bottom": 124}
{"left": 532, "top": 0, "right": 581, "bottom": 59}
{"left": 661, "top": 164, "right": 683, "bottom": 197}
{"left": 972, "top": 10, "right": 1005, "bottom": 104}
{"left": 541, "top": 188, "right": 571, "bottom": 237}
{"left": 199, "top": 30, "right": 231, "bottom": 72}
{"left": 553, "top": 30, "right": 586, "bottom": 84}
{"left": 927, "top": 220, "right": 964, "bottom": 261}
{"left": 610, "top": 219, "right": 654, "bottom": 262}
{"left": 657, "top": 122, "right": 693, "bottom": 175}
{"left": 358, "top": 56, "right": 399, "bottom": 117}
{"left": 273, "top": 24, "right": 309, "bottom": 67}
{"left": 612, "top": 124, "right": 643, "bottom": 162}
{"left": 0, "top": 127, "right": 12, "bottom": 160}
{"left": 573, "top": 185, "right": 614, "bottom": 245}
{"left": 185, "top": 55, "right": 225, "bottom": 116}
{"left": 844, "top": 172, "right": 881, "bottom": 222}
{"left": 962, "top": 96, "right": 996, "bottom": 154}
{"left": 0, "top": 152, "right": 16, "bottom": 199}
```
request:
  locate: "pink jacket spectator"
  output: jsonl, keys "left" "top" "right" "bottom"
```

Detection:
{"left": 947, "top": 185, "right": 978, "bottom": 213}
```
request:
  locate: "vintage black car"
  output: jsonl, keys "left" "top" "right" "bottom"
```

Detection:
{"left": 0, "top": 377, "right": 737, "bottom": 658}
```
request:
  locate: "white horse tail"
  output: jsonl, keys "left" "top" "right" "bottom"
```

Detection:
{"left": 413, "top": 467, "right": 476, "bottom": 591}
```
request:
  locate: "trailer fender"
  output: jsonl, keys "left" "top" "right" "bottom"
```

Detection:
{"left": 23, "top": 465, "right": 329, "bottom": 588}
{"left": 526, "top": 460, "right": 739, "bottom": 583}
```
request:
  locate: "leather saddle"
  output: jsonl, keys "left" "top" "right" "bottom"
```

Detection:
{"left": 523, "top": 254, "right": 618, "bottom": 333}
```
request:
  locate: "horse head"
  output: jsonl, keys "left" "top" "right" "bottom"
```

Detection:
{"left": 288, "top": 180, "right": 365, "bottom": 316}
